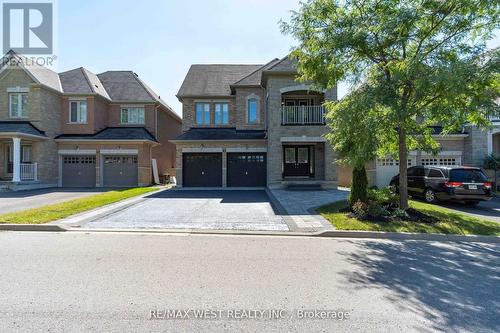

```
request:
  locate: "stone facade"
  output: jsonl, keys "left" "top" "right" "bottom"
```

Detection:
{"left": 265, "top": 75, "right": 338, "bottom": 188}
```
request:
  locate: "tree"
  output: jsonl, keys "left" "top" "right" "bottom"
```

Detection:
{"left": 484, "top": 153, "right": 500, "bottom": 188}
{"left": 282, "top": 0, "right": 500, "bottom": 209}
{"left": 324, "top": 87, "right": 381, "bottom": 205}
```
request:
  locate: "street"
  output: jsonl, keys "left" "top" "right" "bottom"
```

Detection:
{"left": 0, "top": 231, "right": 498, "bottom": 332}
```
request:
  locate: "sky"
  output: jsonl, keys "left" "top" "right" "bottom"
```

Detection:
{"left": 49, "top": 0, "right": 500, "bottom": 116}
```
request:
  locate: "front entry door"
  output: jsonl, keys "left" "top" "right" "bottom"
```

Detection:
{"left": 283, "top": 146, "right": 312, "bottom": 177}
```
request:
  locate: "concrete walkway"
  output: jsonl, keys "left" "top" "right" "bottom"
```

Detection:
{"left": 268, "top": 188, "right": 348, "bottom": 232}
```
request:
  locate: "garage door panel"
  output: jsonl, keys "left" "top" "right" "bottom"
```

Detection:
{"left": 103, "top": 155, "right": 138, "bottom": 187}
{"left": 183, "top": 153, "right": 222, "bottom": 187}
{"left": 62, "top": 156, "right": 96, "bottom": 187}
{"left": 227, "top": 153, "right": 266, "bottom": 187}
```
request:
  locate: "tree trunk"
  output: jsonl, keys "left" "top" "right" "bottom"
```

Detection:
{"left": 398, "top": 127, "right": 409, "bottom": 210}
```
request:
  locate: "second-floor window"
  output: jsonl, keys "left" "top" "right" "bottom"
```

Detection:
{"left": 195, "top": 103, "right": 211, "bottom": 125}
{"left": 69, "top": 100, "right": 87, "bottom": 123}
{"left": 214, "top": 103, "right": 229, "bottom": 125}
{"left": 9, "top": 93, "right": 28, "bottom": 118}
{"left": 121, "top": 107, "right": 145, "bottom": 124}
{"left": 247, "top": 98, "right": 259, "bottom": 124}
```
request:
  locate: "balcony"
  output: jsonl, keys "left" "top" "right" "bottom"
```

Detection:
{"left": 281, "top": 106, "right": 326, "bottom": 125}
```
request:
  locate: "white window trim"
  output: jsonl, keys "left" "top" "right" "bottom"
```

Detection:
{"left": 69, "top": 100, "right": 88, "bottom": 124}
{"left": 120, "top": 107, "right": 146, "bottom": 125}
{"left": 195, "top": 102, "right": 211, "bottom": 125}
{"left": 9, "top": 92, "right": 28, "bottom": 118}
{"left": 7, "top": 87, "right": 29, "bottom": 93}
{"left": 214, "top": 102, "right": 229, "bottom": 125}
{"left": 246, "top": 94, "right": 260, "bottom": 124}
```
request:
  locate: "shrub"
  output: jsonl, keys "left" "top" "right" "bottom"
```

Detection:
{"left": 349, "top": 165, "right": 368, "bottom": 206}
{"left": 367, "top": 201, "right": 389, "bottom": 217}
{"left": 392, "top": 208, "right": 410, "bottom": 220}
{"left": 368, "top": 187, "right": 399, "bottom": 205}
{"left": 351, "top": 200, "right": 368, "bottom": 219}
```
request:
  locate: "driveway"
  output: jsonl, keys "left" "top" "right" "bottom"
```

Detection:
{"left": 440, "top": 197, "right": 500, "bottom": 222}
{"left": 0, "top": 188, "right": 108, "bottom": 214}
{"left": 80, "top": 190, "right": 289, "bottom": 231}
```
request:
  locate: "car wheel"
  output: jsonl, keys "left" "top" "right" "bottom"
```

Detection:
{"left": 424, "top": 188, "right": 437, "bottom": 204}
{"left": 389, "top": 182, "right": 399, "bottom": 194}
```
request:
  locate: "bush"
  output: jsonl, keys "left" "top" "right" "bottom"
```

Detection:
{"left": 367, "top": 200, "right": 389, "bottom": 217}
{"left": 368, "top": 187, "right": 398, "bottom": 205}
{"left": 351, "top": 200, "right": 368, "bottom": 219}
{"left": 349, "top": 165, "right": 368, "bottom": 206}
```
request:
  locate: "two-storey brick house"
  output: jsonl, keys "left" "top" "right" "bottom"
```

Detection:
{"left": 173, "top": 56, "right": 338, "bottom": 188}
{"left": 0, "top": 51, "right": 181, "bottom": 190}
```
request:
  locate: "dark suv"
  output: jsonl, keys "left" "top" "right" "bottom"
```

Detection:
{"left": 390, "top": 166, "right": 493, "bottom": 205}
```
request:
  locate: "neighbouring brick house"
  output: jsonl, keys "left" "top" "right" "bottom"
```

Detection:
{"left": 0, "top": 50, "right": 181, "bottom": 190}
{"left": 173, "top": 56, "right": 338, "bottom": 188}
{"left": 174, "top": 55, "right": 498, "bottom": 189}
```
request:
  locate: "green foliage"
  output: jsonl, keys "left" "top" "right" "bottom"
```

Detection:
{"left": 368, "top": 187, "right": 399, "bottom": 205}
{"left": 282, "top": 0, "right": 500, "bottom": 209}
{"left": 483, "top": 153, "right": 500, "bottom": 170}
{"left": 349, "top": 165, "right": 368, "bottom": 205}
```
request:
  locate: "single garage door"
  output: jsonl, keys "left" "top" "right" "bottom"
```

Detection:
{"left": 183, "top": 153, "right": 222, "bottom": 187}
{"left": 103, "top": 155, "right": 138, "bottom": 187}
{"left": 62, "top": 155, "right": 96, "bottom": 187}
{"left": 227, "top": 153, "right": 267, "bottom": 187}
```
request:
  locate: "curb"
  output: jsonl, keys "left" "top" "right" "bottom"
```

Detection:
{"left": 71, "top": 227, "right": 499, "bottom": 243}
{"left": 0, "top": 224, "right": 68, "bottom": 232}
{"left": 1, "top": 224, "right": 498, "bottom": 243}
{"left": 316, "top": 230, "right": 500, "bottom": 244}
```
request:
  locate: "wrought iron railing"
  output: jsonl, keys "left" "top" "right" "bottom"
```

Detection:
{"left": 281, "top": 106, "right": 326, "bottom": 125}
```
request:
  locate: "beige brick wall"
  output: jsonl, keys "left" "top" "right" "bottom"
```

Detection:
{"left": 266, "top": 75, "right": 338, "bottom": 187}
{"left": 0, "top": 68, "right": 36, "bottom": 120}
{"left": 152, "top": 107, "right": 182, "bottom": 177}
{"left": 107, "top": 103, "right": 156, "bottom": 134}
{"left": 234, "top": 87, "right": 266, "bottom": 130}
{"left": 174, "top": 141, "right": 267, "bottom": 187}
{"left": 181, "top": 98, "right": 236, "bottom": 131}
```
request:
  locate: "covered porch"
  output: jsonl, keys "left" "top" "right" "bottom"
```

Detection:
{"left": 0, "top": 122, "right": 47, "bottom": 185}
{"left": 278, "top": 137, "right": 336, "bottom": 189}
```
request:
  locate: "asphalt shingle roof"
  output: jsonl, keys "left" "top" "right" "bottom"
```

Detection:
{"left": 232, "top": 59, "right": 280, "bottom": 86}
{"left": 97, "top": 71, "right": 156, "bottom": 101}
{"left": 55, "top": 127, "right": 157, "bottom": 142}
{"left": 174, "top": 128, "right": 266, "bottom": 141}
{"left": 0, "top": 121, "right": 46, "bottom": 137}
{"left": 177, "top": 64, "right": 263, "bottom": 97}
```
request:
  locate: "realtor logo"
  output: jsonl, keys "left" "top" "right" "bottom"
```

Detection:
{"left": 2, "top": 1, "right": 53, "bottom": 54}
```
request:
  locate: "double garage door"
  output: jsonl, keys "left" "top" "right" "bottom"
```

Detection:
{"left": 183, "top": 152, "right": 266, "bottom": 187}
{"left": 62, "top": 155, "right": 137, "bottom": 188}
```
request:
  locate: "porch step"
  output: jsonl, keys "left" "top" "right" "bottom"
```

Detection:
{"left": 285, "top": 183, "right": 325, "bottom": 191}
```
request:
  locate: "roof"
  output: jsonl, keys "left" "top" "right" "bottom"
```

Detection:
{"left": 173, "top": 128, "right": 267, "bottom": 141}
{"left": 0, "top": 121, "right": 46, "bottom": 137}
{"left": 97, "top": 71, "right": 157, "bottom": 101}
{"left": 265, "top": 55, "right": 298, "bottom": 72}
{"left": 177, "top": 64, "right": 263, "bottom": 97}
{"left": 59, "top": 67, "right": 111, "bottom": 100}
{"left": 1, "top": 51, "right": 62, "bottom": 92}
{"left": 232, "top": 59, "right": 280, "bottom": 86}
{"left": 55, "top": 127, "right": 157, "bottom": 142}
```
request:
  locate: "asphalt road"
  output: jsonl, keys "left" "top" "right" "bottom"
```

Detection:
{"left": 440, "top": 198, "right": 500, "bottom": 222}
{"left": 0, "top": 231, "right": 498, "bottom": 333}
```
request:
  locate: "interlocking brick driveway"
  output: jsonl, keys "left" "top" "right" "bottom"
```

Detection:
{"left": 80, "top": 189, "right": 289, "bottom": 231}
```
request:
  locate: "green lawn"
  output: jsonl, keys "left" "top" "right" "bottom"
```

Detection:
{"left": 0, "top": 187, "right": 159, "bottom": 224}
{"left": 317, "top": 200, "right": 500, "bottom": 236}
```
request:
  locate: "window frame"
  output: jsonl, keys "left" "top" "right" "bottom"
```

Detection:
{"left": 120, "top": 107, "right": 145, "bottom": 125}
{"left": 195, "top": 102, "right": 211, "bottom": 125}
{"left": 9, "top": 92, "right": 28, "bottom": 118}
{"left": 247, "top": 98, "right": 259, "bottom": 124}
{"left": 69, "top": 100, "right": 88, "bottom": 124}
{"left": 214, "top": 103, "right": 229, "bottom": 125}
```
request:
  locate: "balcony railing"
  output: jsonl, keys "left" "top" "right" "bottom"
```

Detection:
{"left": 281, "top": 106, "right": 326, "bottom": 125}
{"left": 20, "top": 163, "right": 37, "bottom": 181}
